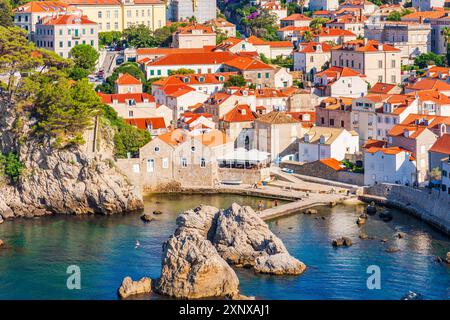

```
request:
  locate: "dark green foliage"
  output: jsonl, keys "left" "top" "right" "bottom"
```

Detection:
{"left": 414, "top": 52, "right": 445, "bottom": 69}
{"left": 101, "top": 104, "right": 151, "bottom": 158}
{"left": 34, "top": 78, "right": 102, "bottom": 148}
{"left": 98, "top": 31, "right": 122, "bottom": 47}
{"left": 169, "top": 68, "right": 195, "bottom": 75}
{"left": 96, "top": 62, "right": 146, "bottom": 93}
{"left": 123, "top": 24, "right": 157, "bottom": 48}
{"left": 224, "top": 74, "right": 247, "bottom": 87}
{"left": 0, "top": 0, "right": 13, "bottom": 27}
{"left": 0, "top": 152, "right": 25, "bottom": 182}
{"left": 69, "top": 44, "right": 99, "bottom": 74}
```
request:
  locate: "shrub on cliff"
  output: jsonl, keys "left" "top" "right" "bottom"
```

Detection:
{"left": 33, "top": 78, "right": 102, "bottom": 148}
{"left": 0, "top": 152, "right": 25, "bottom": 182}
{"left": 101, "top": 104, "right": 151, "bottom": 158}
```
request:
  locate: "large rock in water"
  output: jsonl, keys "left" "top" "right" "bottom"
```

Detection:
{"left": 211, "top": 203, "right": 304, "bottom": 274}
{"left": 255, "top": 253, "right": 306, "bottom": 275}
{"left": 156, "top": 230, "right": 239, "bottom": 299}
{"left": 118, "top": 276, "right": 152, "bottom": 299}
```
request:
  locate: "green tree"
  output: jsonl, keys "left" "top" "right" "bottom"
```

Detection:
{"left": 386, "top": 11, "right": 401, "bottom": 21}
{"left": 302, "top": 30, "right": 314, "bottom": 42}
{"left": 96, "top": 62, "right": 146, "bottom": 93}
{"left": 259, "top": 53, "right": 270, "bottom": 64}
{"left": 224, "top": 74, "right": 247, "bottom": 87}
{"left": 101, "top": 104, "right": 151, "bottom": 158}
{"left": 34, "top": 78, "right": 102, "bottom": 148}
{"left": 169, "top": 68, "right": 195, "bottom": 75}
{"left": 0, "top": 0, "right": 13, "bottom": 27}
{"left": 241, "top": 9, "right": 279, "bottom": 41}
{"left": 309, "top": 18, "right": 329, "bottom": 31}
{"left": 0, "top": 26, "right": 42, "bottom": 99}
{"left": 414, "top": 52, "right": 445, "bottom": 69}
{"left": 123, "top": 24, "right": 156, "bottom": 48}
{"left": 98, "top": 31, "right": 122, "bottom": 47}
{"left": 0, "top": 151, "right": 25, "bottom": 182}
{"left": 69, "top": 44, "right": 99, "bottom": 74}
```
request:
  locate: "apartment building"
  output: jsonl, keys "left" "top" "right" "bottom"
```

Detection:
{"left": 309, "top": 0, "right": 339, "bottom": 11}
{"left": 61, "top": 0, "right": 166, "bottom": 32}
{"left": 13, "top": 1, "right": 81, "bottom": 40}
{"left": 280, "top": 14, "right": 312, "bottom": 28}
{"left": 315, "top": 97, "right": 354, "bottom": 131}
{"left": 411, "top": 0, "right": 445, "bottom": 11}
{"left": 364, "top": 21, "right": 431, "bottom": 65}
{"left": 331, "top": 39, "right": 401, "bottom": 85}
{"left": 313, "top": 66, "right": 368, "bottom": 98}
{"left": 206, "top": 17, "right": 236, "bottom": 37}
{"left": 169, "top": 0, "right": 216, "bottom": 23}
{"left": 171, "top": 24, "right": 216, "bottom": 48}
{"left": 34, "top": 14, "right": 98, "bottom": 58}
{"left": 293, "top": 42, "right": 332, "bottom": 81}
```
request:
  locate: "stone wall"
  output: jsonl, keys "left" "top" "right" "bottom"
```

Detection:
{"left": 363, "top": 183, "right": 450, "bottom": 234}
{"left": 281, "top": 160, "right": 364, "bottom": 186}
{"left": 218, "top": 167, "right": 270, "bottom": 184}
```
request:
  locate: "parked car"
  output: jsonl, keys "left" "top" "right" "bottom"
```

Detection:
{"left": 116, "top": 56, "right": 124, "bottom": 65}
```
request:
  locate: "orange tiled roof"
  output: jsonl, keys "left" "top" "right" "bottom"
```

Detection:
{"left": 196, "top": 129, "right": 231, "bottom": 147}
{"left": 158, "top": 129, "right": 190, "bottom": 146}
{"left": 405, "top": 78, "right": 450, "bottom": 91}
{"left": 224, "top": 56, "right": 273, "bottom": 71}
{"left": 116, "top": 73, "right": 142, "bottom": 85}
{"left": 296, "top": 42, "right": 332, "bottom": 53}
{"left": 319, "top": 158, "right": 345, "bottom": 171}
{"left": 407, "top": 89, "right": 450, "bottom": 104}
{"left": 429, "top": 134, "right": 450, "bottom": 155}
{"left": 363, "top": 139, "right": 387, "bottom": 149}
{"left": 366, "top": 146, "right": 413, "bottom": 156}
{"left": 268, "top": 41, "right": 293, "bottom": 48}
{"left": 333, "top": 39, "right": 400, "bottom": 52}
{"left": 126, "top": 117, "right": 166, "bottom": 130}
{"left": 278, "top": 26, "right": 311, "bottom": 32}
{"left": 222, "top": 104, "right": 256, "bottom": 123}
{"left": 175, "top": 24, "right": 215, "bottom": 34}
{"left": 316, "top": 66, "right": 365, "bottom": 78}
{"left": 14, "top": 1, "right": 78, "bottom": 13}
{"left": 287, "top": 111, "right": 316, "bottom": 128}
{"left": 152, "top": 72, "right": 236, "bottom": 87}
{"left": 369, "top": 82, "right": 398, "bottom": 94}
{"left": 401, "top": 10, "right": 447, "bottom": 20}
{"left": 137, "top": 47, "right": 211, "bottom": 57}
{"left": 317, "top": 28, "right": 356, "bottom": 37}
{"left": 246, "top": 35, "right": 269, "bottom": 46}
{"left": 61, "top": 0, "right": 163, "bottom": 4}
{"left": 388, "top": 124, "right": 427, "bottom": 139}
{"left": 98, "top": 92, "right": 154, "bottom": 104}
{"left": 39, "top": 14, "right": 96, "bottom": 25}
{"left": 281, "top": 13, "right": 312, "bottom": 21}
{"left": 401, "top": 113, "right": 450, "bottom": 130}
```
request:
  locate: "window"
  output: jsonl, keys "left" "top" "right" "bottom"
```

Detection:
{"left": 114, "top": 10, "right": 119, "bottom": 18}
{"left": 90, "top": 40, "right": 94, "bottom": 46}
{"left": 181, "top": 158, "right": 187, "bottom": 168}
{"left": 154, "top": 146, "right": 160, "bottom": 152}
{"left": 59, "top": 41, "right": 63, "bottom": 48}
{"left": 341, "top": 120, "right": 344, "bottom": 128}
{"left": 127, "top": 10, "right": 131, "bottom": 18}
{"left": 391, "top": 60, "right": 396, "bottom": 68}
{"left": 132, "top": 164, "right": 140, "bottom": 173}
{"left": 157, "top": 70, "right": 161, "bottom": 76}
{"left": 162, "top": 158, "right": 169, "bottom": 169}
{"left": 310, "top": 56, "right": 314, "bottom": 62}
{"left": 378, "top": 60, "right": 382, "bottom": 68}
{"left": 200, "top": 158, "right": 206, "bottom": 168}
{"left": 150, "top": 70, "right": 154, "bottom": 76}
{"left": 257, "top": 73, "right": 261, "bottom": 79}
{"left": 106, "top": 11, "right": 110, "bottom": 18}
{"left": 129, "top": 110, "right": 133, "bottom": 117}
{"left": 114, "top": 22, "right": 119, "bottom": 30}
{"left": 321, "top": 117, "right": 324, "bottom": 124}
{"left": 147, "top": 159, "right": 154, "bottom": 173}
{"left": 191, "top": 146, "right": 196, "bottom": 152}
{"left": 98, "top": 11, "right": 102, "bottom": 19}
{"left": 59, "top": 29, "right": 63, "bottom": 36}
{"left": 265, "top": 72, "right": 270, "bottom": 79}
{"left": 378, "top": 75, "right": 383, "bottom": 82}
{"left": 90, "top": 28, "right": 94, "bottom": 35}
{"left": 67, "top": 41, "right": 71, "bottom": 47}
{"left": 106, "top": 22, "right": 110, "bottom": 30}
{"left": 391, "top": 75, "right": 396, "bottom": 83}
{"left": 329, "top": 119, "right": 335, "bottom": 126}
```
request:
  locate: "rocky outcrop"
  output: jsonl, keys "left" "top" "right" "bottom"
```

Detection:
{"left": 0, "top": 98, "right": 143, "bottom": 219}
{"left": 255, "top": 253, "right": 306, "bottom": 275}
{"left": 156, "top": 230, "right": 239, "bottom": 299}
{"left": 332, "top": 237, "right": 353, "bottom": 247}
{"left": 141, "top": 214, "right": 154, "bottom": 222}
{"left": 118, "top": 276, "right": 152, "bottom": 299}
{"left": 212, "top": 203, "right": 301, "bottom": 272}
{"left": 154, "top": 203, "right": 306, "bottom": 299}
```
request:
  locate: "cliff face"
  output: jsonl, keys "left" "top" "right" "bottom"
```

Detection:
{"left": 0, "top": 100, "right": 143, "bottom": 220}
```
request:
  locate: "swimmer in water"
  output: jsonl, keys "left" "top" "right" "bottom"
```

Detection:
{"left": 135, "top": 240, "right": 141, "bottom": 249}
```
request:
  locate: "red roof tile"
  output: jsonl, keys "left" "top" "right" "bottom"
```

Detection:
{"left": 319, "top": 158, "right": 345, "bottom": 171}
{"left": 147, "top": 51, "right": 237, "bottom": 67}
{"left": 429, "top": 134, "right": 450, "bottom": 155}
{"left": 98, "top": 93, "right": 154, "bottom": 104}
{"left": 116, "top": 73, "right": 142, "bottom": 85}
{"left": 222, "top": 104, "right": 256, "bottom": 123}
{"left": 39, "top": 14, "right": 96, "bottom": 25}
{"left": 126, "top": 117, "right": 166, "bottom": 130}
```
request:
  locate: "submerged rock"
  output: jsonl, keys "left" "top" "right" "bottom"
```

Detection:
{"left": 140, "top": 214, "right": 154, "bottom": 222}
{"left": 156, "top": 230, "right": 239, "bottom": 299}
{"left": 332, "top": 237, "right": 353, "bottom": 247}
{"left": 118, "top": 276, "right": 152, "bottom": 299}
{"left": 366, "top": 203, "right": 377, "bottom": 215}
{"left": 386, "top": 246, "right": 400, "bottom": 253}
{"left": 255, "top": 253, "right": 306, "bottom": 275}
{"left": 153, "top": 210, "right": 162, "bottom": 215}
{"left": 0, "top": 239, "right": 4, "bottom": 248}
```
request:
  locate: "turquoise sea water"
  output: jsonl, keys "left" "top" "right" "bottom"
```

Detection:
{"left": 0, "top": 193, "right": 449, "bottom": 300}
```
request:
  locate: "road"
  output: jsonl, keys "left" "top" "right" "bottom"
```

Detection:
{"left": 101, "top": 51, "right": 118, "bottom": 77}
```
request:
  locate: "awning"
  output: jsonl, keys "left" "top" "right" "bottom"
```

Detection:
{"left": 218, "top": 148, "right": 271, "bottom": 163}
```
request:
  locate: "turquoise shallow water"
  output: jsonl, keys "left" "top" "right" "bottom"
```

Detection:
{"left": 0, "top": 193, "right": 449, "bottom": 300}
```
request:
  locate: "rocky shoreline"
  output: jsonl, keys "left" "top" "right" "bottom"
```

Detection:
{"left": 118, "top": 203, "right": 306, "bottom": 299}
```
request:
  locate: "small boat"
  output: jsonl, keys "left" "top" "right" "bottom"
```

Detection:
{"left": 281, "top": 168, "right": 294, "bottom": 174}
{"left": 221, "top": 180, "right": 242, "bottom": 185}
